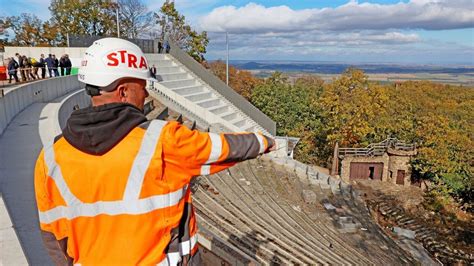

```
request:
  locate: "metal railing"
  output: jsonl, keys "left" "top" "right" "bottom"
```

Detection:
{"left": 339, "top": 137, "right": 415, "bottom": 157}
{"left": 167, "top": 41, "right": 276, "bottom": 135}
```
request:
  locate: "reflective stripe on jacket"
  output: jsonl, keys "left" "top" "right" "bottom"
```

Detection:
{"left": 35, "top": 119, "right": 271, "bottom": 265}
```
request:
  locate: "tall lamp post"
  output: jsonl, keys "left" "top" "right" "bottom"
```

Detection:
{"left": 226, "top": 31, "right": 229, "bottom": 86}
{"left": 113, "top": 0, "right": 120, "bottom": 37}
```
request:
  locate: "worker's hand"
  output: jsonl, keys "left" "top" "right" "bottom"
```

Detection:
{"left": 265, "top": 137, "right": 277, "bottom": 153}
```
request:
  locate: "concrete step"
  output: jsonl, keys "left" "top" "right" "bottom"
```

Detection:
{"left": 155, "top": 66, "right": 182, "bottom": 74}
{"left": 160, "top": 78, "right": 197, "bottom": 89}
{"left": 159, "top": 72, "right": 189, "bottom": 81}
{"left": 174, "top": 85, "right": 205, "bottom": 95}
{"left": 150, "top": 59, "right": 175, "bottom": 67}
{"left": 185, "top": 91, "right": 213, "bottom": 102}
{"left": 233, "top": 118, "right": 247, "bottom": 128}
{"left": 146, "top": 54, "right": 168, "bottom": 60}
{"left": 221, "top": 112, "right": 238, "bottom": 121}
{"left": 197, "top": 98, "right": 222, "bottom": 108}
{"left": 209, "top": 104, "right": 230, "bottom": 115}
{"left": 244, "top": 125, "right": 256, "bottom": 132}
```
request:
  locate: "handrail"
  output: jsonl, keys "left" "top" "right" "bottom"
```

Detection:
{"left": 167, "top": 41, "right": 276, "bottom": 135}
{"left": 339, "top": 137, "right": 416, "bottom": 157}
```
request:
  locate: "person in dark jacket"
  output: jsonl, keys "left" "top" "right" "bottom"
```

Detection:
{"left": 59, "top": 55, "right": 66, "bottom": 76}
{"left": 45, "top": 54, "right": 54, "bottom": 77}
{"left": 52, "top": 54, "right": 59, "bottom": 77}
{"left": 158, "top": 41, "right": 163, "bottom": 53}
{"left": 64, "top": 54, "right": 72, "bottom": 75}
{"left": 16, "top": 53, "right": 25, "bottom": 82}
{"left": 149, "top": 64, "right": 157, "bottom": 79}
{"left": 39, "top": 54, "right": 47, "bottom": 79}
{"left": 7, "top": 57, "right": 19, "bottom": 83}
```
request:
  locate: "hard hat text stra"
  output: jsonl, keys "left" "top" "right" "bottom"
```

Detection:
{"left": 106, "top": 50, "right": 148, "bottom": 70}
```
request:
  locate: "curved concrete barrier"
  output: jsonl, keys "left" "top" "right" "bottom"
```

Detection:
{"left": 0, "top": 76, "right": 82, "bottom": 136}
{"left": 57, "top": 89, "right": 89, "bottom": 130}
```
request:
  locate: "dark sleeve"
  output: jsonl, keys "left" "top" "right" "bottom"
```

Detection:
{"left": 41, "top": 230, "right": 73, "bottom": 266}
{"left": 223, "top": 133, "right": 274, "bottom": 163}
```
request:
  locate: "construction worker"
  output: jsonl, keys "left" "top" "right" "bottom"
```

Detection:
{"left": 34, "top": 37, "right": 275, "bottom": 265}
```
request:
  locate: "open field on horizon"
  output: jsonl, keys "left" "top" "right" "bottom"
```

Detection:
{"left": 249, "top": 70, "right": 474, "bottom": 86}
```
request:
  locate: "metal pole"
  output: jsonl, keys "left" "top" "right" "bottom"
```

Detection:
{"left": 66, "top": 32, "right": 70, "bottom": 47}
{"left": 116, "top": 5, "right": 120, "bottom": 38}
{"left": 226, "top": 31, "right": 229, "bottom": 86}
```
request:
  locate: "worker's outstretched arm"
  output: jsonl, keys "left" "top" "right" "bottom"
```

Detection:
{"left": 162, "top": 122, "right": 275, "bottom": 177}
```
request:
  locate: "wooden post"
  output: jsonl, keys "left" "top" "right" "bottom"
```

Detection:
{"left": 331, "top": 142, "right": 339, "bottom": 176}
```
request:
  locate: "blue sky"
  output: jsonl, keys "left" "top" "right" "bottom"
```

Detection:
{"left": 1, "top": 0, "right": 473, "bottom": 64}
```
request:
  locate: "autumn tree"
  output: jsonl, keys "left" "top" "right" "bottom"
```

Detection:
{"left": 155, "top": 0, "right": 208, "bottom": 62}
{"left": 386, "top": 81, "right": 474, "bottom": 200}
{"left": 4, "top": 14, "right": 60, "bottom": 46}
{"left": 49, "top": 0, "right": 118, "bottom": 45}
{"left": 207, "top": 60, "right": 260, "bottom": 100}
{"left": 249, "top": 68, "right": 472, "bottom": 203}
{"left": 318, "top": 68, "right": 389, "bottom": 147}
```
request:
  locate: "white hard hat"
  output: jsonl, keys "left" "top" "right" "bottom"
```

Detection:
{"left": 78, "top": 37, "right": 153, "bottom": 88}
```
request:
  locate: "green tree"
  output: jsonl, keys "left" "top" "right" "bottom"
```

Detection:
{"left": 251, "top": 72, "right": 325, "bottom": 164}
{"left": 49, "top": 0, "right": 118, "bottom": 45}
{"left": 155, "top": 0, "right": 208, "bottom": 62}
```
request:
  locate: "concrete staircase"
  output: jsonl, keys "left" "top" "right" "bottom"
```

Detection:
{"left": 146, "top": 54, "right": 270, "bottom": 135}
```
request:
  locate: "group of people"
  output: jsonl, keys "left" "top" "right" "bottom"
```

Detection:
{"left": 7, "top": 53, "right": 72, "bottom": 84}
{"left": 157, "top": 40, "right": 171, "bottom": 54}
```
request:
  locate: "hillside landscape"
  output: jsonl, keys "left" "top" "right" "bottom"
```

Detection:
{"left": 227, "top": 60, "right": 474, "bottom": 86}
{"left": 209, "top": 61, "right": 473, "bottom": 210}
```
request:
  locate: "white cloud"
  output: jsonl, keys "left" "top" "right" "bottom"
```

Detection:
{"left": 209, "top": 30, "right": 421, "bottom": 51}
{"left": 200, "top": 0, "right": 474, "bottom": 33}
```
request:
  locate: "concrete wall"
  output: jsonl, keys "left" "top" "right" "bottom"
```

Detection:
{"left": 0, "top": 75, "right": 82, "bottom": 136}
{"left": 388, "top": 155, "right": 412, "bottom": 186}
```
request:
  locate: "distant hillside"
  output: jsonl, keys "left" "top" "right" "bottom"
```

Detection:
{"left": 227, "top": 61, "right": 474, "bottom": 75}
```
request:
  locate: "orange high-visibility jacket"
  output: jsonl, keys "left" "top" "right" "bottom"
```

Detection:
{"left": 35, "top": 119, "right": 271, "bottom": 265}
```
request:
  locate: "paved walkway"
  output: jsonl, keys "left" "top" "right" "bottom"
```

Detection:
{"left": 1, "top": 194, "right": 28, "bottom": 265}
{"left": 0, "top": 95, "right": 67, "bottom": 264}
